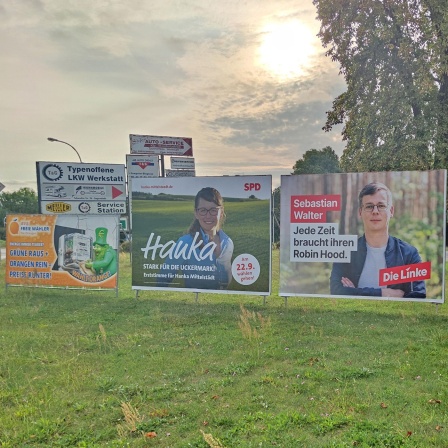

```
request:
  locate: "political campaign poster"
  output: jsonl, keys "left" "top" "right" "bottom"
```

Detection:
{"left": 279, "top": 170, "right": 446, "bottom": 303}
{"left": 5, "top": 214, "right": 119, "bottom": 290}
{"left": 131, "top": 175, "right": 272, "bottom": 294}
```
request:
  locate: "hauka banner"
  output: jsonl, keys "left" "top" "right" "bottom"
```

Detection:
{"left": 130, "top": 175, "right": 272, "bottom": 294}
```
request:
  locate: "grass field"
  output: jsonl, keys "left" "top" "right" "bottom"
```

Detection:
{"left": 1, "top": 250, "right": 448, "bottom": 447}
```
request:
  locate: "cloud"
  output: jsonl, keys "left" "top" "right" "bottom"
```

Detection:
{"left": 0, "top": 0, "right": 346, "bottom": 192}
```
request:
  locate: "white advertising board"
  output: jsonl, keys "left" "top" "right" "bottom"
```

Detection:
{"left": 170, "top": 157, "right": 195, "bottom": 170}
{"left": 129, "top": 134, "right": 193, "bottom": 156}
{"left": 165, "top": 169, "right": 196, "bottom": 177}
{"left": 126, "top": 155, "right": 159, "bottom": 178}
{"left": 36, "top": 162, "right": 126, "bottom": 215}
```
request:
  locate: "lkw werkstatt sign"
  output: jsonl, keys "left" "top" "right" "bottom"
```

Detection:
{"left": 36, "top": 162, "right": 126, "bottom": 215}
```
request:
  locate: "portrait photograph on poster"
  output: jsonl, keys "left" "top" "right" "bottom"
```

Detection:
{"left": 5, "top": 214, "right": 120, "bottom": 289}
{"left": 279, "top": 170, "right": 446, "bottom": 302}
{"left": 130, "top": 175, "right": 272, "bottom": 295}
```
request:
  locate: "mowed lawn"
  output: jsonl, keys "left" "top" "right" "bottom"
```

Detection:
{"left": 0, "top": 251, "right": 448, "bottom": 447}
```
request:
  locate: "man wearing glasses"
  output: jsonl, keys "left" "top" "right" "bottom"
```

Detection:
{"left": 330, "top": 182, "right": 426, "bottom": 298}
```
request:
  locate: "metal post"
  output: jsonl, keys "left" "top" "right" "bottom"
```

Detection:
{"left": 47, "top": 138, "right": 83, "bottom": 163}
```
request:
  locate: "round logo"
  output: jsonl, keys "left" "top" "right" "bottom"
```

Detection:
{"left": 231, "top": 253, "right": 261, "bottom": 286}
{"left": 42, "top": 164, "right": 63, "bottom": 181}
{"left": 78, "top": 202, "right": 91, "bottom": 213}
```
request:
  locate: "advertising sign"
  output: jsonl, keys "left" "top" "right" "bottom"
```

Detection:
{"left": 5, "top": 214, "right": 119, "bottom": 289}
{"left": 126, "top": 155, "right": 159, "bottom": 178}
{"left": 129, "top": 134, "right": 193, "bottom": 156}
{"left": 165, "top": 169, "right": 196, "bottom": 178}
{"left": 130, "top": 175, "right": 272, "bottom": 294}
{"left": 36, "top": 161, "right": 126, "bottom": 215}
{"left": 40, "top": 200, "right": 126, "bottom": 215}
{"left": 171, "top": 157, "right": 195, "bottom": 170}
{"left": 279, "top": 170, "right": 446, "bottom": 303}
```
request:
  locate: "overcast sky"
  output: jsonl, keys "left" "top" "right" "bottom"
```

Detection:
{"left": 1, "top": 0, "right": 346, "bottom": 192}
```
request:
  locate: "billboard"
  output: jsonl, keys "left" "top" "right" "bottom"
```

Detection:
{"left": 5, "top": 214, "right": 119, "bottom": 289}
{"left": 129, "top": 134, "right": 193, "bottom": 156}
{"left": 36, "top": 161, "right": 126, "bottom": 215}
{"left": 279, "top": 170, "right": 446, "bottom": 302}
{"left": 130, "top": 175, "right": 272, "bottom": 294}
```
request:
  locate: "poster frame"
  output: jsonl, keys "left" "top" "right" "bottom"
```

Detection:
{"left": 279, "top": 170, "right": 446, "bottom": 303}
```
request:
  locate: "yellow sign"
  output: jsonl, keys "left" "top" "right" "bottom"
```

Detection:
{"left": 46, "top": 202, "right": 72, "bottom": 213}
{"left": 5, "top": 214, "right": 118, "bottom": 289}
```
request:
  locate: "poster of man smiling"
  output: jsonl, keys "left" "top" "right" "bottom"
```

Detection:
{"left": 130, "top": 175, "right": 272, "bottom": 295}
{"left": 279, "top": 170, "right": 446, "bottom": 303}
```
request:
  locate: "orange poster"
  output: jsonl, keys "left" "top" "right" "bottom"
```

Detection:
{"left": 6, "top": 214, "right": 119, "bottom": 289}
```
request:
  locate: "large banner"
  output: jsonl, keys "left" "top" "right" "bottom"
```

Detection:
{"left": 280, "top": 170, "right": 446, "bottom": 302}
{"left": 131, "top": 176, "right": 272, "bottom": 294}
{"left": 6, "top": 214, "right": 119, "bottom": 289}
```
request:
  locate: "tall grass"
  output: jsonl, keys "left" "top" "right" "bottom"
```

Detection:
{"left": 0, "top": 251, "right": 447, "bottom": 447}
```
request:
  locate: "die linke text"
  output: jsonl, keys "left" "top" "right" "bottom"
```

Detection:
{"left": 379, "top": 262, "right": 431, "bottom": 286}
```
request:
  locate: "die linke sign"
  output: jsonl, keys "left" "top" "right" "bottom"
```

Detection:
{"left": 129, "top": 134, "right": 193, "bottom": 156}
{"left": 36, "top": 161, "right": 126, "bottom": 215}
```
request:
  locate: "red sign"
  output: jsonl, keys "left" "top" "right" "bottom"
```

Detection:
{"left": 379, "top": 262, "right": 431, "bottom": 286}
{"left": 112, "top": 186, "right": 124, "bottom": 199}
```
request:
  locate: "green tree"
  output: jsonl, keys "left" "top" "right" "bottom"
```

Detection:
{"left": 292, "top": 146, "right": 341, "bottom": 174}
{"left": 0, "top": 188, "right": 39, "bottom": 238}
{"left": 0, "top": 188, "right": 38, "bottom": 214}
{"left": 313, "top": 0, "right": 448, "bottom": 172}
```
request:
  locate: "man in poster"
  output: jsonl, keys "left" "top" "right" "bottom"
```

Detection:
{"left": 330, "top": 182, "right": 426, "bottom": 298}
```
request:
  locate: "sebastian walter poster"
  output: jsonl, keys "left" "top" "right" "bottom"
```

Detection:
{"left": 279, "top": 171, "right": 446, "bottom": 302}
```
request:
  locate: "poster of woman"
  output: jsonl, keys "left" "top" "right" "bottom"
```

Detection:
{"left": 130, "top": 175, "right": 272, "bottom": 295}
